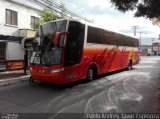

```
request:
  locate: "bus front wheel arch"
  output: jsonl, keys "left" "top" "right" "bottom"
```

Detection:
{"left": 87, "top": 64, "right": 97, "bottom": 81}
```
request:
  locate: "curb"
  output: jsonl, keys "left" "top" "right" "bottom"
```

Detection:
{"left": 0, "top": 75, "right": 30, "bottom": 87}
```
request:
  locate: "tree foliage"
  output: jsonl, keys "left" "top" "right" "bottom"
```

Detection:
{"left": 39, "top": 9, "right": 59, "bottom": 24}
{"left": 60, "top": 3, "right": 67, "bottom": 19}
{"left": 38, "top": 2, "right": 67, "bottom": 24}
{"left": 32, "top": 23, "right": 40, "bottom": 30}
{"left": 110, "top": 0, "right": 160, "bottom": 21}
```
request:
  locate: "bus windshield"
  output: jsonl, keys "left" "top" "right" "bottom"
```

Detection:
{"left": 30, "top": 20, "right": 67, "bottom": 66}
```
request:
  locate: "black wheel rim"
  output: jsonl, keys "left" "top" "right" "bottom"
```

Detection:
{"left": 128, "top": 62, "right": 132, "bottom": 70}
{"left": 88, "top": 69, "right": 94, "bottom": 81}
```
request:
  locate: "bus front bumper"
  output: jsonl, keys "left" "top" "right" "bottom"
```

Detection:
{"left": 30, "top": 72, "right": 70, "bottom": 84}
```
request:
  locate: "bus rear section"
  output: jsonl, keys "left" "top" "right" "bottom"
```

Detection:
{"left": 82, "top": 25, "right": 139, "bottom": 76}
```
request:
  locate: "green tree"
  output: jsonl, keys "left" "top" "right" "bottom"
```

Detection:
{"left": 39, "top": 9, "right": 59, "bottom": 24}
{"left": 38, "top": 1, "right": 67, "bottom": 24}
{"left": 32, "top": 23, "right": 40, "bottom": 30}
{"left": 60, "top": 3, "right": 67, "bottom": 19}
{"left": 110, "top": 0, "right": 160, "bottom": 22}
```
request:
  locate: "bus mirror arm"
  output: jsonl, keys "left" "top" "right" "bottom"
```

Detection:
{"left": 54, "top": 32, "right": 68, "bottom": 46}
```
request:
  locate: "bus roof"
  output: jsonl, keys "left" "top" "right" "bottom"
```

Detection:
{"left": 41, "top": 18, "right": 138, "bottom": 41}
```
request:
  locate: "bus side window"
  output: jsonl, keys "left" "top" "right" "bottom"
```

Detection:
{"left": 64, "top": 21, "right": 85, "bottom": 66}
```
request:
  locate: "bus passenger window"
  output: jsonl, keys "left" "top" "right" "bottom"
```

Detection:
{"left": 64, "top": 21, "right": 85, "bottom": 66}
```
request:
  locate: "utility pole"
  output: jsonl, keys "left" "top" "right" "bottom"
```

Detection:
{"left": 132, "top": 26, "right": 139, "bottom": 36}
{"left": 152, "top": 38, "right": 155, "bottom": 55}
{"left": 139, "top": 32, "right": 142, "bottom": 50}
{"left": 138, "top": 32, "right": 147, "bottom": 50}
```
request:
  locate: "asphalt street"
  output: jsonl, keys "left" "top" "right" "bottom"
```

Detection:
{"left": 0, "top": 56, "right": 160, "bottom": 118}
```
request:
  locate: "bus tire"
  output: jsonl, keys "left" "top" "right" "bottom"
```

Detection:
{"left": 29, "top": 77, "right": 34, "bottom": 83}
{"left": 128, "top": 60, "right": 132, "bottom": 70}
{"left": 87, "top": 66, "right": 97, "bottom": 81}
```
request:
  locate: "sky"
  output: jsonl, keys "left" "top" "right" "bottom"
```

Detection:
{"left": 54, "top": 0, "right": 160, "bottom": 45}
{"left": 14, "top": 0, "right": 160, "bottom": 45}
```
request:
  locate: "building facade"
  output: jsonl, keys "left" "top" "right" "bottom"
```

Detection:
{"left": 0, "top": 0, "right": 41, "bottom": 70}
{"left": 141, "top": 43, "right": 160, "bottom": 56}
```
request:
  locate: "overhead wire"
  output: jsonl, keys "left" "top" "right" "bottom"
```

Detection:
{"left": 28, "top": 0, "right": 94, "bottom": 23}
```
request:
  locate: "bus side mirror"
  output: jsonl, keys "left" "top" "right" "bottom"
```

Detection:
{"left": 54, "top": 32, "right": 68, "bottom": 47}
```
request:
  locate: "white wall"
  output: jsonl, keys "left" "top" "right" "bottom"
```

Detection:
{"left": 0, "top": 0, "right": 40, "bottom": 35}
{"left": 0, "top": 0, "right": 41, "bottom": 60}
{"left": 6, "top": 42, "right": 24, "bottom": 60}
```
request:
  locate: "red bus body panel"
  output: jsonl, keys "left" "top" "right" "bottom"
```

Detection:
{"left": 30, "top": 45, "right": 139, "bottom": 84}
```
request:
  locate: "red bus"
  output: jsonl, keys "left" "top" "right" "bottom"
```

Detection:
{"left": 29, "top": 19, "right": 139, "bottom": 84}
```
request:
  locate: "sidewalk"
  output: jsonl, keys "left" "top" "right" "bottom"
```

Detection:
{"left": 0, "top": 70, "right": 30, "bottom": 87}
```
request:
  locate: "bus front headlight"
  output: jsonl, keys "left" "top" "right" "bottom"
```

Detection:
{"left": 50, "top": 68, "right": 64, "bottom": 73}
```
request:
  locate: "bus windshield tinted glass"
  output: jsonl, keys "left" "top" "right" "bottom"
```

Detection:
{"left": 30, "top": 20, "right": 67, "bottom": 66}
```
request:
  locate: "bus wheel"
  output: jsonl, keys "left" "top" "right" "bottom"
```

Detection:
{"left": 128, "top": 61, "right": 132, "bottom": 70}
{"left": 29, "top": 77, "right": 34, "bottom": 83}
{"left": 87, "top": 67, "right": 96, "bottom": 81}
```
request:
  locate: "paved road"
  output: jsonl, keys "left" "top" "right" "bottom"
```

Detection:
{"left": 0, "top": 56, "right": 160, "bottom": 118}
